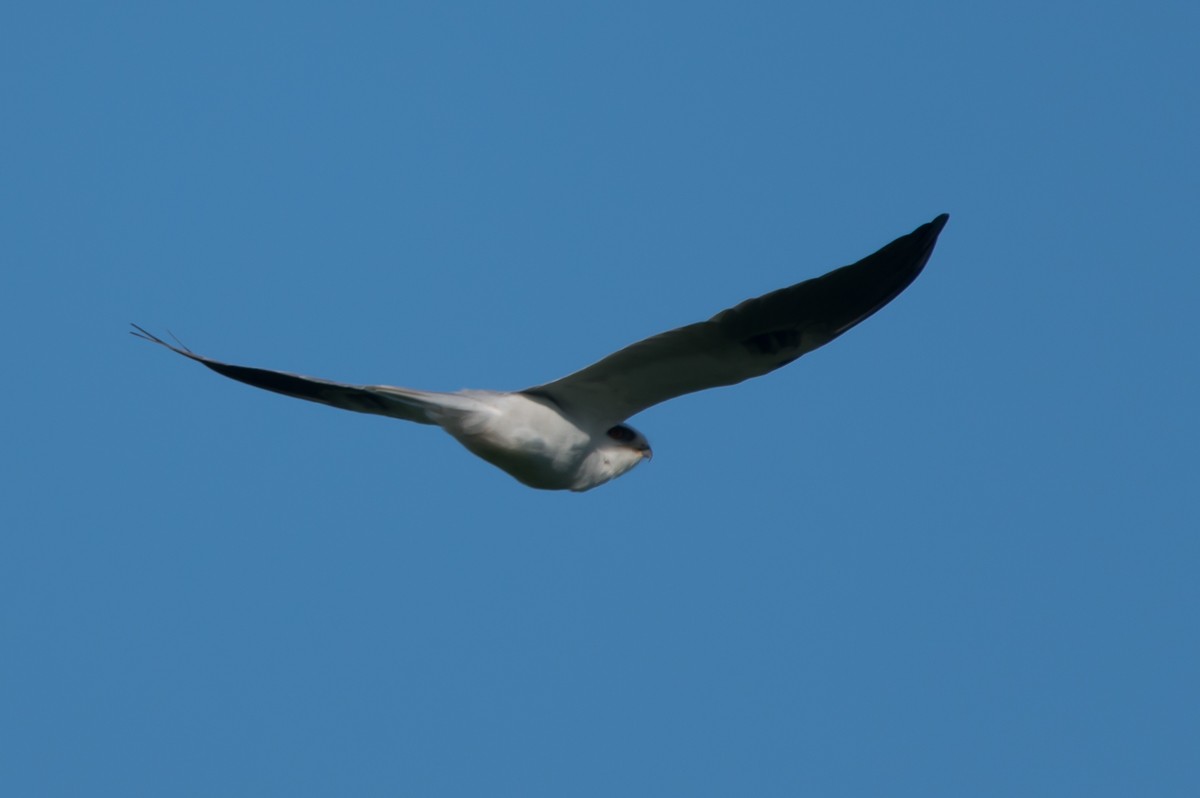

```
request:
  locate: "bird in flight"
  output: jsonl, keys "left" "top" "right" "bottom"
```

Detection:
{"left": 134, "top": 214, "right": 948, "bottom": 491}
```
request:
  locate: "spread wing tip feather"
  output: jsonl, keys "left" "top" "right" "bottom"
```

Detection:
{"left": 129, "top": 323, "right": 195, "bottom": 357}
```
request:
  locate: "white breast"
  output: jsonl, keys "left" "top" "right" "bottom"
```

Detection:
{"left": 439, "top": 392, "right": 596, "bottom": 490}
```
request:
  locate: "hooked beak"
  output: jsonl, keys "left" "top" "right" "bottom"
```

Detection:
{"left": 640, "top": 446, "right": 653, "bottom": 461}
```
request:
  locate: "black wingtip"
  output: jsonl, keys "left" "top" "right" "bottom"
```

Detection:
{"left": 902, "top": 214, "right": 949, "bottom": 274}
{"left": 924, "top": 213, "right": 950, "bottom": 238}
{"left": 804, "top": 212, "right": 950, "bottom": 337}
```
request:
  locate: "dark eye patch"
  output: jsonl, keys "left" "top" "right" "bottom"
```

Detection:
{"left": 607, "top": 425, "right": 636, "bottom": 443}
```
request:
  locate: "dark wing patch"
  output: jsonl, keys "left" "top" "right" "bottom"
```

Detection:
{"left": 607, "top": 425, "right": 637, "bottom": 443}
{"left": 519, "top": 387, "right": 564, "bottom": 410}
{"left": 743, "top": 329, "right": 801, "bottom": 356}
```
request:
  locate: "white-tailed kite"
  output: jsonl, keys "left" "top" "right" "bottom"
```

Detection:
{"left": 134, "top": 214, "right": 947, "bottom": 491}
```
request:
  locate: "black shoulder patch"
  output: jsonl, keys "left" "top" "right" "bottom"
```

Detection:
{"left": 519, "top": 388, "right": 564, "bottom": 410}
{"left": 607, "top": 425, "right": 636, "bottom": 443}
{"left": 743, "top": 329, "right": 799, "bottom": 356}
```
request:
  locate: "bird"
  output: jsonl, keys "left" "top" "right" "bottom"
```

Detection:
{"left": 133, "top": 214, "right": 948, "bottom": 491}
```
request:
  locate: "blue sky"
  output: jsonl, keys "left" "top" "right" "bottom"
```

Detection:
{"left": 3, "top": 1, "right": 1198, "bottom": 795}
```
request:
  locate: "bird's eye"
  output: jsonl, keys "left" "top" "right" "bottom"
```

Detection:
{"left": 607, "top": 425, "right": 636, "bottom": 443}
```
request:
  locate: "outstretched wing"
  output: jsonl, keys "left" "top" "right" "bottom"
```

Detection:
{"left": 522, "top": 214, "right": 948, "bottom": 424}
{"left": 130, "top": 325, "right": 448, "bottom": 424}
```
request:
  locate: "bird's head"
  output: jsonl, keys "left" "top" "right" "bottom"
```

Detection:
{"left": 599, "top": 423, "right": 653, "bottom": 477}
{"left": 605, "top": 423, "right": 653, "bottom": 461}
{"left": 574, "top": 423, "right": 653, "bottom": 490}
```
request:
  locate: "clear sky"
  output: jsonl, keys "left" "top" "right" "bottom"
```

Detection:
{"left": 3, "top": 2, "right": 1198, "bottom": 795}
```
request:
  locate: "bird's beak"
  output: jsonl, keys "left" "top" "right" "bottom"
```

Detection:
{"left": 640, "top": 447, "right": 653, "bottom": 461}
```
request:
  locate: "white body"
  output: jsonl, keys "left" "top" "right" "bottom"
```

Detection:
{"left": 434, "top": 391, "right": 648, "bottom": 491}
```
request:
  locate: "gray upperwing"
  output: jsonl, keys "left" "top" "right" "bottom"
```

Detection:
{"left": 522, "top": 214, "right": 948, "bottom": 424}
